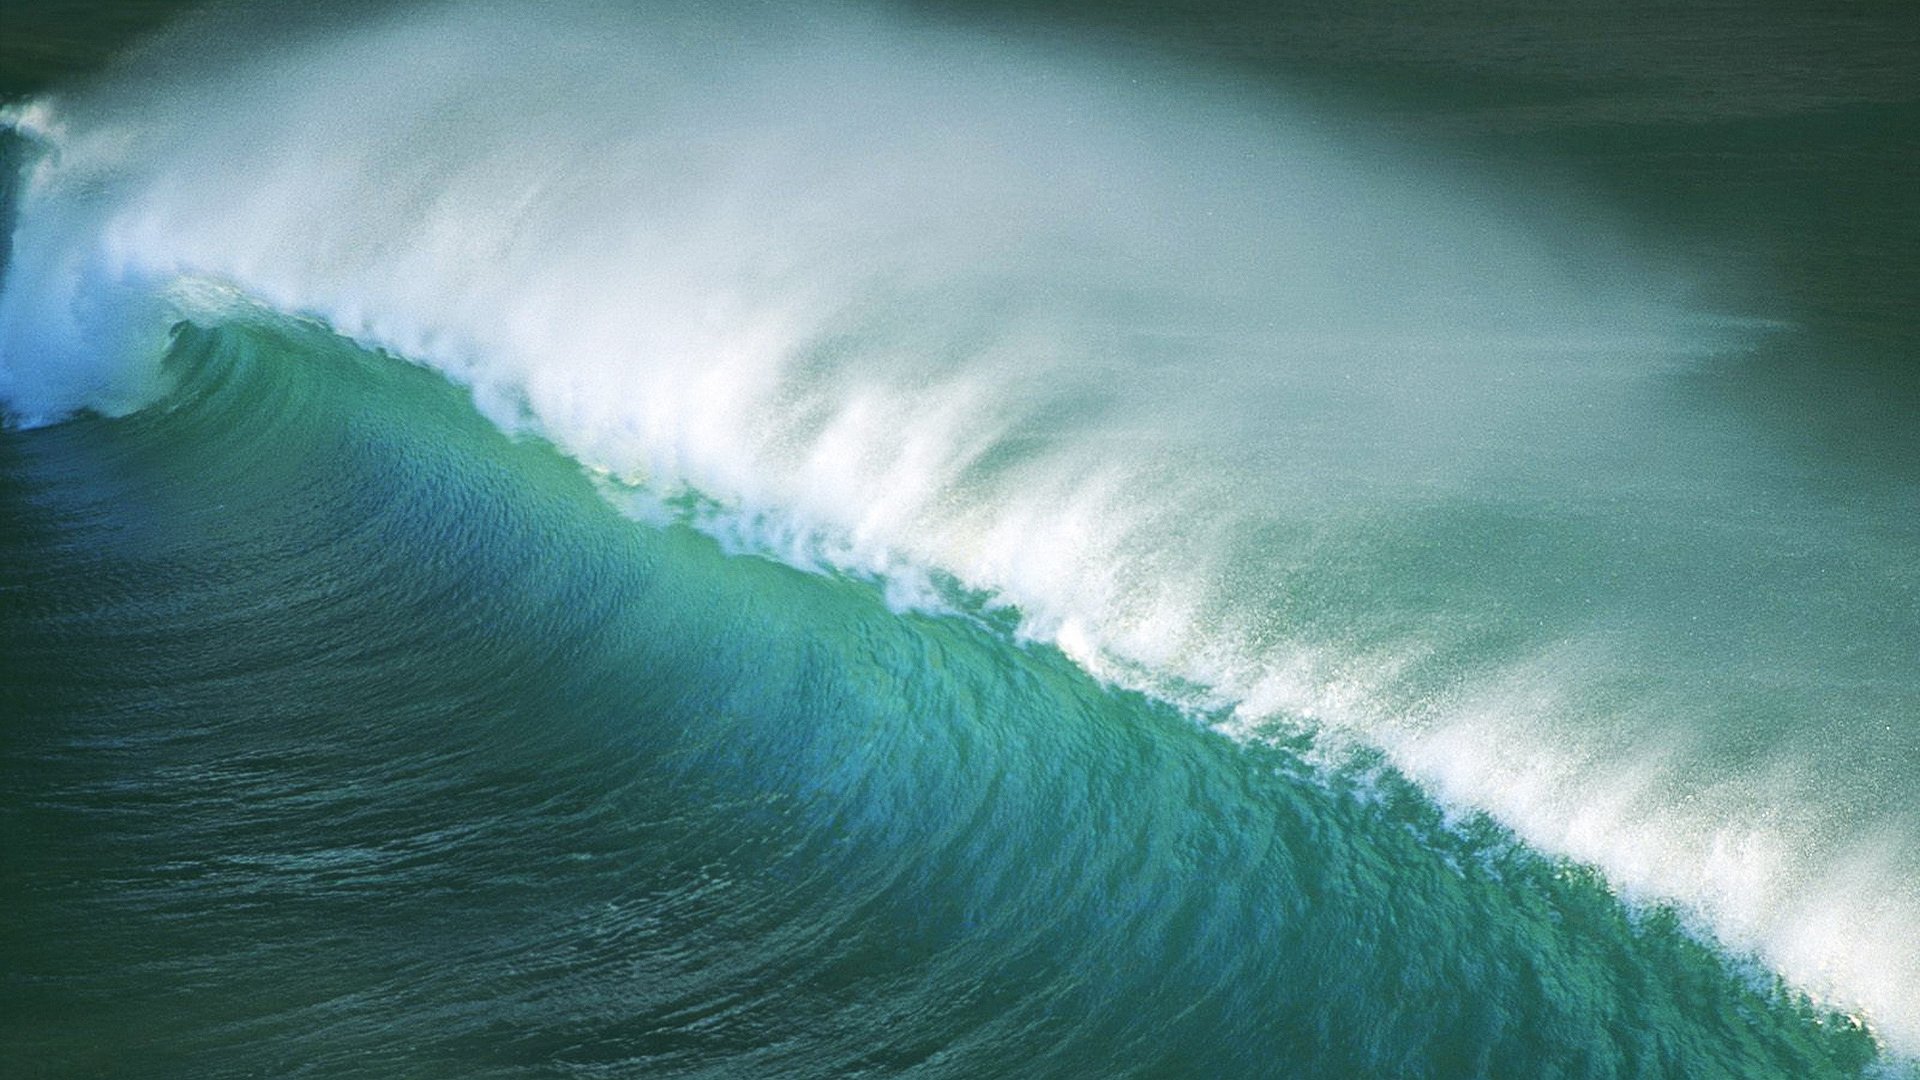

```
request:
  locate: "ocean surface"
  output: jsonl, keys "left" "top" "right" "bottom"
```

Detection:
{"left": 1, "top": 2, "right": 1915, "bottom": 1077}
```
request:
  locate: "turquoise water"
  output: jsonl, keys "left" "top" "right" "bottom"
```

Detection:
{"left": 0, "top": 314, "right": 1888, "bottom": 1077}
{"left": 2, "top": 2, "right": 1916, "bottom": 1076}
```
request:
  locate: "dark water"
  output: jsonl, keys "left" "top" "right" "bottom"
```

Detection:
{"left": 1, "top": 2, "right": 1915, "bottom": 1077}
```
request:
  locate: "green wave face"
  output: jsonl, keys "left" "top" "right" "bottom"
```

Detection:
{"left": 0, "top": 315, "right": 1889, "bottom": 1078}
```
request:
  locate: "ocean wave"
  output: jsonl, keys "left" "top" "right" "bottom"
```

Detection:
{"left": 2, "top": 0, "right": 1915, "bottom": 1057}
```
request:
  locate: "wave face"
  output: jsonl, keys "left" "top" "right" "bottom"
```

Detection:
{"left": 1, "top": 0, "right": 1917, "bottom": 1072}
{"left": 0, "top": 312, "right": 1889, "bottom": 1077}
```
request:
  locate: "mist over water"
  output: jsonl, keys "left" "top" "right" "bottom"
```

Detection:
{"left": 2, "top": 0, "right": 1916, "bottom": 1062}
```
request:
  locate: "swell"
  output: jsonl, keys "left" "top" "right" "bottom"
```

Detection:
{"left": 0, "top": 315, "right": 1891, "bottom": 1076}
{"left": 1, "top": 0, "right": 1916, "bottom": 1058}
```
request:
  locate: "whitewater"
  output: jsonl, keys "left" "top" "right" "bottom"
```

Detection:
{"left": 2, "top": 0, "right": 1915, "bottom": 1062}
